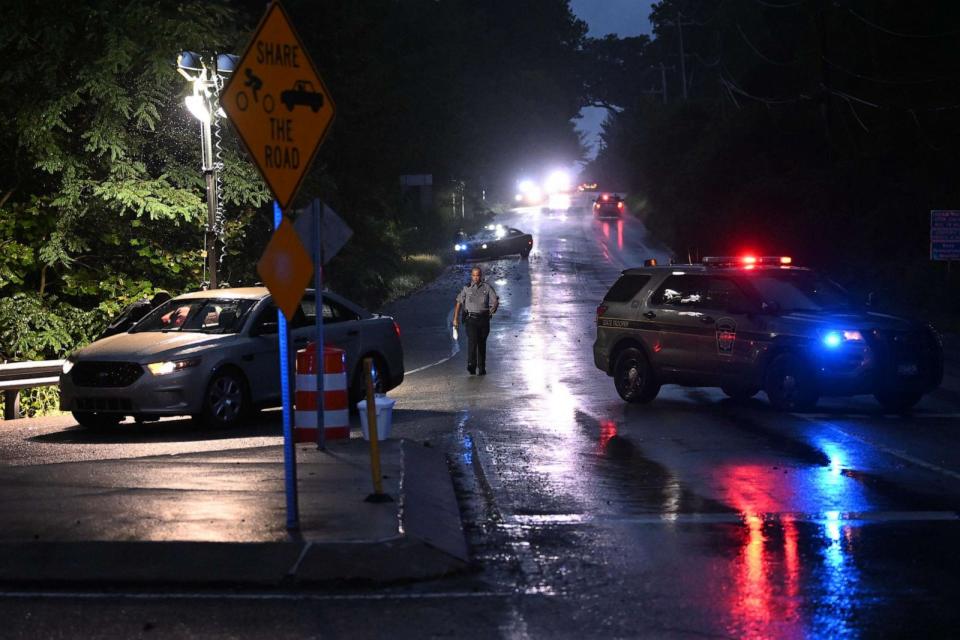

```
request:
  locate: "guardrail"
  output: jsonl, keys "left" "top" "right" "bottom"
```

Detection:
{"left": 0, "top": 360, "right": 65, "bottom": 420}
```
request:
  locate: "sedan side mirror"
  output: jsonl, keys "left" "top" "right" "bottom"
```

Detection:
{"left": 250, "top": 321, "right": 279, "bottom": 337}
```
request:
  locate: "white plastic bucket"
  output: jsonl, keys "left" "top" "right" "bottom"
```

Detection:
{"left": 356, "top": 395, "right": 397, "bottom": 440}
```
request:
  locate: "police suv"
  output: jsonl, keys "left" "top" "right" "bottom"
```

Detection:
{"left": 593, "top": 256, "right": 943, "bottom": 412}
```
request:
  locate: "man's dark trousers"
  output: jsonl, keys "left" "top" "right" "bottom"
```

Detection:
{"left": 465, "top": 313, "right": 491, "bottom": 372}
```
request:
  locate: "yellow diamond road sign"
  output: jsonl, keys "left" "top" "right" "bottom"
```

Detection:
{"left": 257, "top": 218, "right": 314, "bottom": 322}
{"left": 222, "top": 2, "right": 336, "bottom": 210}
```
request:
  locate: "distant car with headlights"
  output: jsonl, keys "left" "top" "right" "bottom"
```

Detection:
{"left": 593, "top": 193, "right": 624, "bottom": 218}
{"left": 454, "top": 225, "right": 533, "bottom": 263}
{"left": 593, "top": 256, "right": 943, "bottom": 412}
{"left": 60, "top": 288, "right": 404, "bottom": 429}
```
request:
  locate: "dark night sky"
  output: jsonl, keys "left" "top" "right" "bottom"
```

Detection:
{"left": 570, "top": 1, "right": 654, "bottom": 161}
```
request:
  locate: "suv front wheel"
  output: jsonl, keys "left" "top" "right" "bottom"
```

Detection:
{"left": 613, "top": 347, "right": 660, "bottom": 403}
{"left": 764, "top": 353, "right": 819, "bottom": 411}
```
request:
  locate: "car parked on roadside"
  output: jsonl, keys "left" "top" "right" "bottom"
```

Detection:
{"left": 593, "top": 256, "right": 943, "bottom": 412}
{"left": 60, "top": 288, "right": 404, "bottom": 429}
{"left": 454, "top": 224, "right": 533, "bottom": 263}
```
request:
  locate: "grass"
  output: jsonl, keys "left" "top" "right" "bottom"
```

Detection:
{"left": 385, "top": 253, "right": 446, "bottom": 302}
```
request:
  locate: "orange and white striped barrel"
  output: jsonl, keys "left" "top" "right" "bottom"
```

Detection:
{"left": 295, "top": 343, "right": 349, "bottom": 442}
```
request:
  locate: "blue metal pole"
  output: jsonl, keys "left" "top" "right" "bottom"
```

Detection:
{"left": 275, "top": 200, "right": 299, "bottom": 531}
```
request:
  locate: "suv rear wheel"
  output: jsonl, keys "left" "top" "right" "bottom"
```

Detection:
{"left": 874, "top": 390, "right": 923, "bottom": 414}
{"left": 613, "top": 347, "right": 660, "bottom": 403}
{"left": 764, "top": 353, "right": 819, "bottom": 411}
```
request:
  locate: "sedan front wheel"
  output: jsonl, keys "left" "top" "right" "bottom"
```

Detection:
{"left": 200, "top": 369, "right": 250, "bottom": 427}
{"left": 73, "top": 411, "right": 122, "bottom": 430}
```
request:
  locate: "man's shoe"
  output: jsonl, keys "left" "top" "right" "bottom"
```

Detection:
{"left": 467, "top": 366, "right": 476, "bottom": 375}
{"left": 478, "top": 368, "right": 486, "bottom": 376}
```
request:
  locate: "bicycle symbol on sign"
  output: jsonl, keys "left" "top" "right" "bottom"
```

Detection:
{"left": 234, "top": 68, "right": 274, "bottom": 114}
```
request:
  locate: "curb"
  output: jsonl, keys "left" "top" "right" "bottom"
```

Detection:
{"left": 0, "top": 440, "right": 467, "bottom": 587}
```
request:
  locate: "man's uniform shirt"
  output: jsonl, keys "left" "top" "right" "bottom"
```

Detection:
{"left": 457, "top": 281, "right": 499, "bottom": 314}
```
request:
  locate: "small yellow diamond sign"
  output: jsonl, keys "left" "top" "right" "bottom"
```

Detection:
{"left": 257, "top": 218, "right": 314, "bottom": 321}
{"left": 221, "top": 1, "right": 336, "bottom": 210}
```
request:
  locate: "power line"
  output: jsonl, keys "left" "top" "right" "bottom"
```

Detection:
{"left": 736, "top": 22, "right": 794, "bottom": 66}
{"left": 822, "top": 55, "right": 960, "bottom": 86}
{"left": 752, "top": 0, "right": 804, "bottom": 8}
{"left": 719, "top": 66, "right": 805, "bottom": 105}
{"left": 842, "top": 6, "right": 960, "bottom": 39}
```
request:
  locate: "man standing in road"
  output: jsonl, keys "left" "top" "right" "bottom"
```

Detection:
{"left": 453, "top": 266, "right": 499, "bottom": 375}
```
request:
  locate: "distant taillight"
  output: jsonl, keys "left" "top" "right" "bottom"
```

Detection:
{"left": 393, "top": 321, "right": 401, "bottom": 338}
{"left": 596, "top": 304, "right": 608, "bottom": 322}
{"left": 617, "top": 201, "right": 624, "bottom": 209}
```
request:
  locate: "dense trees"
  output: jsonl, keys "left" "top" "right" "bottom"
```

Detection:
{"left": 0, "top": 0, "right": 589, "bottom": 360}
{"left": 587, "top": 0, "right": 960, "bottom": 316}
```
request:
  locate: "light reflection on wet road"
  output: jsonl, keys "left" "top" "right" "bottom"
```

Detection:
{"left": 385, "top": 194, "right": 960, "bottom": 636}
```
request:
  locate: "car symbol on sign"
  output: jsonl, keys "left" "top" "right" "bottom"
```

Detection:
{"left": 281, "top": 80, "right": 324, "bottom": 112}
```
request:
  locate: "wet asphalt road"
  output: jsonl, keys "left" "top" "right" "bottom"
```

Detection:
{"left": 381, "top": 194, "right": 960, "bottom": 638}
{"left": 4, "top": 194, "right": 960, "bottom": 638}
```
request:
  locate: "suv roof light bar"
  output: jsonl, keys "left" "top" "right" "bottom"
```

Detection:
{"left": 702, "top": 256, "right": 794, "bottom": 266}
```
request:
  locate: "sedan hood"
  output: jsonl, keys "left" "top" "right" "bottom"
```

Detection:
{"left": 72, "top": 331, "right": 234, "bottom": 363}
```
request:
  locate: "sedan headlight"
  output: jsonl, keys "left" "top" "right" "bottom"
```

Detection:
{"left": 61, "top": 359, "right": 75, "bottom": 375}
{"left": 454, "top": 244, "right": 464, "bottom": 251}
{"left": 147, "top": 358, "right": 200, "bottom": 376}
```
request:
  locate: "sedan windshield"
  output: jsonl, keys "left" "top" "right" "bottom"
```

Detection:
{"left": 738, "top": 271, "right": 854, "bottom": 312}
{"left": 131, "top": 299, "right": 256, "bottom": 334}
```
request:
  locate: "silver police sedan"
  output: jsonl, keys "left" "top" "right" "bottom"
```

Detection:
{"left": 60, "top": 287, "right": 404, "bottom": 428}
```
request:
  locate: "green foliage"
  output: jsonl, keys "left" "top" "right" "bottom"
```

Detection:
{"left": 0, "top": 0, "right": 270, "bottom": 308}
{"left": 0, "top": 0, "right": 594, "bottom": 375}
{"left": 0, "top": 293, "right": 101, "bottom": 361}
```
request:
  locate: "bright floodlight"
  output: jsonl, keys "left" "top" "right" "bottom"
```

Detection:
{"left": 544, "top": 169, "right": 571, "bottom": 194}
{"left": 185, "top": 94, "right": 211, "bottom": 123}
{"left": 177, "top": 50, "right": 204, "bottom": 72}
{"left": 518, "top": 179, "right": 537, "bottom": 194}
{"left": 216, "top": 53, "right": 239, "bottom": 73}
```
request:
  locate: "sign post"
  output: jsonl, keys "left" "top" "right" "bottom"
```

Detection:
{"left": 294, "top": 200, "right": 353, "bottom": 451}
{"left": 225, "top": 1, "right": 337, "bottom": 532}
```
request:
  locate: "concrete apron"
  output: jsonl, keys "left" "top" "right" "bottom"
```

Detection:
{"left": 0, "top": 440, "right": 467, "bottom": 587}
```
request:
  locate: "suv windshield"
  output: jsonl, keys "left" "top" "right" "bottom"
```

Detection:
{"left": 737, "top": 271, "right": 854, "bottom": 312}
{"left": 131, "top": 298, "right": 256, "bottom": 334}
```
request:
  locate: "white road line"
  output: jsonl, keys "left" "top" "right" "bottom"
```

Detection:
{"left": 404, "top": 354, "right": 457, "bottom": 375}
{"left": 815, "top": 418, "right": 960, "bottom": 482}
{"left": 504, "top": 511, "right": 959, "bottom": 526}
{"left": 0, "top": 590, "right": 513, "bottom": 602}
{"left": 803, "top": 413, "right": 960, "bottom": 420}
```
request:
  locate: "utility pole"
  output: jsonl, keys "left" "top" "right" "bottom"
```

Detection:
{"left": 200, "top": 99, "right": 219, "bottom": 289}
{"left": 660, "top": 63, "right": 669, "bottom": 104}
{"left": 677, "top": 14, "right": 688, "bottom": 101}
